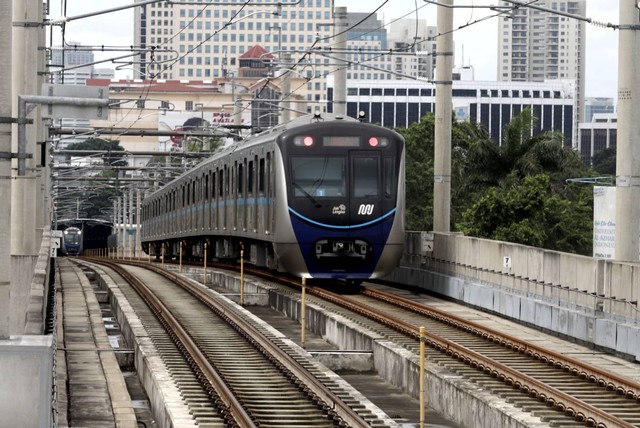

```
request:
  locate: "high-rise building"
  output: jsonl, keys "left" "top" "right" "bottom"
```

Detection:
{"left": 585, "top": 97, "right": 615, "bottom": 123}
{"left": 342, "top": 14, "right": 437, "bottom": 82}
{"left": 344, "top": 12, "right": 391, "bottom": 81}
{"left": 579, "top": 113, "right": 617, "bottom": 166}
{"left": 134, "top": 2, "right": 436, "bottom": 112}
{"left": 134, "top": 0, "right": 336, "bottom": 106}
{"left": 49, "top": 43, "right": 115, "bottom": 147}
{"left": 497, "top": 0, "right": 586, "bottom": 145}
{"left": 387, "top": 19, "right": 437, "bottom": 82}
{"left": 50, "top": 42, "right": 114, "bottom": 85}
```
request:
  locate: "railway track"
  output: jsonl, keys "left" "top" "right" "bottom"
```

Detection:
{"left": 87, "top": 258, "right": 385, "bottom": 428}
{"left": 92, "top": 257, "right": 640, "bottom": 426}
{"left": 299, "top": 283, "right": 640, "bottom": 428}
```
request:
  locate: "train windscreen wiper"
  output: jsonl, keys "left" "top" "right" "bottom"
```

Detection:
{"left": 292, "top": 182, "right": 322, "bottom": 208}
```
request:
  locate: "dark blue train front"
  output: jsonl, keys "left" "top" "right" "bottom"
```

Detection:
{"left": 274, "top": 119, "right": 405, "bottom": 281}
{"left": 62, "top": 227, "right": 83, "bottom": 256}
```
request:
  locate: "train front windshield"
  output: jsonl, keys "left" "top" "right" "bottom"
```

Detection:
{"left": 64, "top": 230, "right": 82, "bottom": 245}
{"left": 291, "top": 157, "right": 345, "bottom": 198}
{"left": 281, "top": 122, "right": 403, "bottom": 229}
{"left": 291, "top": 155, "right": 385, "bottom": 199}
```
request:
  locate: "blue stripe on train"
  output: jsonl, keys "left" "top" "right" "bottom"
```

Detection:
{"left": 288, "top": 208, "right": 395, "bottom": 279}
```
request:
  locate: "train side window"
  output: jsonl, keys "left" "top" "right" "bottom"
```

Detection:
{"left": 259, "top": 157, "right": 265, "bottom": 195}
{"left": 219, "top": 168, "right": 224, "bottom": 197}
{"left": 248, "top": 159, "right": 254, "bottom": 196}
{"left": 205, "top": 174, "right": 209, "bottom": 201}
{"left": 212, "top": 171, "right": 217, "bottom": 198}
{"left": 384, "top": 157, "right": 395, "bottom": 198}
{"left": 182, "top": 186, "right": 186, "bottom": 207}
{"left": 238, "top": 162, "right": 243, "bottom": 194}
{"left": 353, "top": 156, "right": 379, "bottom": 198}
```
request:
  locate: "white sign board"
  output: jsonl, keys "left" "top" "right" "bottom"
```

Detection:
{"left": 421, "top": 232, "right": 434, "bottom": 254}
{"left": 503, "top": 256, "right": 512, "bottom": 269}
{"left": 41, "top": 84, "right": 109, "bottom": 120}
{"left": 593, "top": 186, "right": 616, "bottom": 259}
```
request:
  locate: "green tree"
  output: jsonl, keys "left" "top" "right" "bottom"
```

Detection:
{"left": 65, "top": 138, "right": 127, "bottom": 167}
{"left": 459, "top": 108, "right": 583, "bottom": 195}
{"left": 457, "top": 174, "right": 592, "bottom": 254}
{"left": 398, "top": 112, "right": 486, "bottom": 231}
{"left": 399, "top": 114, "right": 435, "bottom": 231}
{"left": 591, "top": 146, "right": 616, "bottom": 176}
{"left": 400, "top": 108, "right": 594, "bottom": 254}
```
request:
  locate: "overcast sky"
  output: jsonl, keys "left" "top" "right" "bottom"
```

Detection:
{"left": 48, "top": 0, "right": 620, "bottom": 100}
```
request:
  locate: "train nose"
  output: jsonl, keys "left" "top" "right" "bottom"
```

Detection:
{"left": 314, "top": 239, "right": 371, "bottom": 260}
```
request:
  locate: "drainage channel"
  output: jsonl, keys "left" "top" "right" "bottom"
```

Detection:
{"left": 83, "top": 266, "right": 157, "bottom": 428}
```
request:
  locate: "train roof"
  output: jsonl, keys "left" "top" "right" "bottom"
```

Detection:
{"left": 144, "top": 113, "right": 397, "bottom": 201}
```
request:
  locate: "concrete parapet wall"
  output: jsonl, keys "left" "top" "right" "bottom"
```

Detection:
{"left": 0, "top": 336, "right": 53, "bottom": 428}
{"left": 387, "top": 260, "right": 640, "bottom": 361}
{"left": 24, "top": 226, "right": 53, "bottom": 335}
{"left": 405, "top": 232, "right": 640, "bottom": 321}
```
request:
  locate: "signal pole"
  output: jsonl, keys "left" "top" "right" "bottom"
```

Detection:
{"left": 614, "top": 0, "right": 640, "bottom": 261}
{"left": 433, "top": 0, "right": 454, "bottom": 232}
{"left": 0, "top": 0, "right": 12, "bottom": 338}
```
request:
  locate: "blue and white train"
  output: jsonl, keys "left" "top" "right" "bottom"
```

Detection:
{"left": 141, "top": 113, "right": 405, "bottom": 283}
{"left": 62, "top": 226, "right": 83, "bottom": 256}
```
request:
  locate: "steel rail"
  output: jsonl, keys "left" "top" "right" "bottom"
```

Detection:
{"left": 102, "top": 259, "right": 370, "bottom": 428}
{"left": 306, "top": 285, "right": 636, "bottom": 428}
{"left": 364, "top": 286, "right": 640, "bottom": 400}
{"left": 96, "top": 259, "right": 257, "bottom": 428}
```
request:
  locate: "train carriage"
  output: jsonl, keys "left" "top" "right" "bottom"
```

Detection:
{"left": 141, "top": 113, "right": 405, "bottom": 282}
{"left": 62, "top": 226, "right": 83, "bottom": 256}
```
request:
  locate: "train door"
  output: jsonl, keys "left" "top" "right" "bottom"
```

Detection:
{"left": 349, "top": 152, "right": 383, "bottom": 243}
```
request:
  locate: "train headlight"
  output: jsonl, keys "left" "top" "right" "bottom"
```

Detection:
{"left": 368, "top": 137, "right": 389, "bottom": 147}
{"left": 294, "top": 136, "right": 314, "bottom": 147}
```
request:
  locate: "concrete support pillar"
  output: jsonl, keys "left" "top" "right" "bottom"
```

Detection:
{"left": 11, "top": 0, "right": 41, "bottom": 334}
{"left": 433, "top": 0, "right": 454, "bottom": 232}
{"left": 0, "top": 0, "right": 12, "bottom": 339}
{"left": 112, "top": 198, "right": 117, "bottom": 256}
{"left": 279, "top": 52, "right": 291, "bottom": 124}
{"left": 614, "top": 1, "right": 640, "bottom": 261}
{"left": 129, "top": 187, "right": 134, "bottom": 258}
{"left": 333, "top": 7, "right": 347, "bottom": 116}
{"left": 136, "top": 189, "right": 142, "bottom": 257}
{"left": 116, "top": 198, "right": 121, "bottom": 258}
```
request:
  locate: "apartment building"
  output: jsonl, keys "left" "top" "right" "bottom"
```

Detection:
{"left": 329, "top": 76, "right": 576, "bottom": 146}
{"left": 497, "top": 0, "right": 586, "bottom": 135}
{"left": 134, "top": 0, "right": 335, "bottom": 106}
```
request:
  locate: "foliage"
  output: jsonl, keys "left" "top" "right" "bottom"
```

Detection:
{"left": 398, "top": 114, "right": 435, "bottom": 231}
{"left": 591, "top": 146, "right": 616, "bottom": 176}
{"left": 398, "top": 112, "right": 485, "bottom": 231}
{"left": 65, "top": 138, "right": 127, "bottom": 167}
{"left": 399, "top": 108, "right": 595, "bottom": 255}
{"left": 457, "top": 174, "right": 593, "bottom": 254}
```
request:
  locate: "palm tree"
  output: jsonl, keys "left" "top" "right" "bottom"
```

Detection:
{"left": 455, "top": 108, "right": 594, "bottom": 254}
{"left": 459, "top": 108, "right": 581, "bottom": 195}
